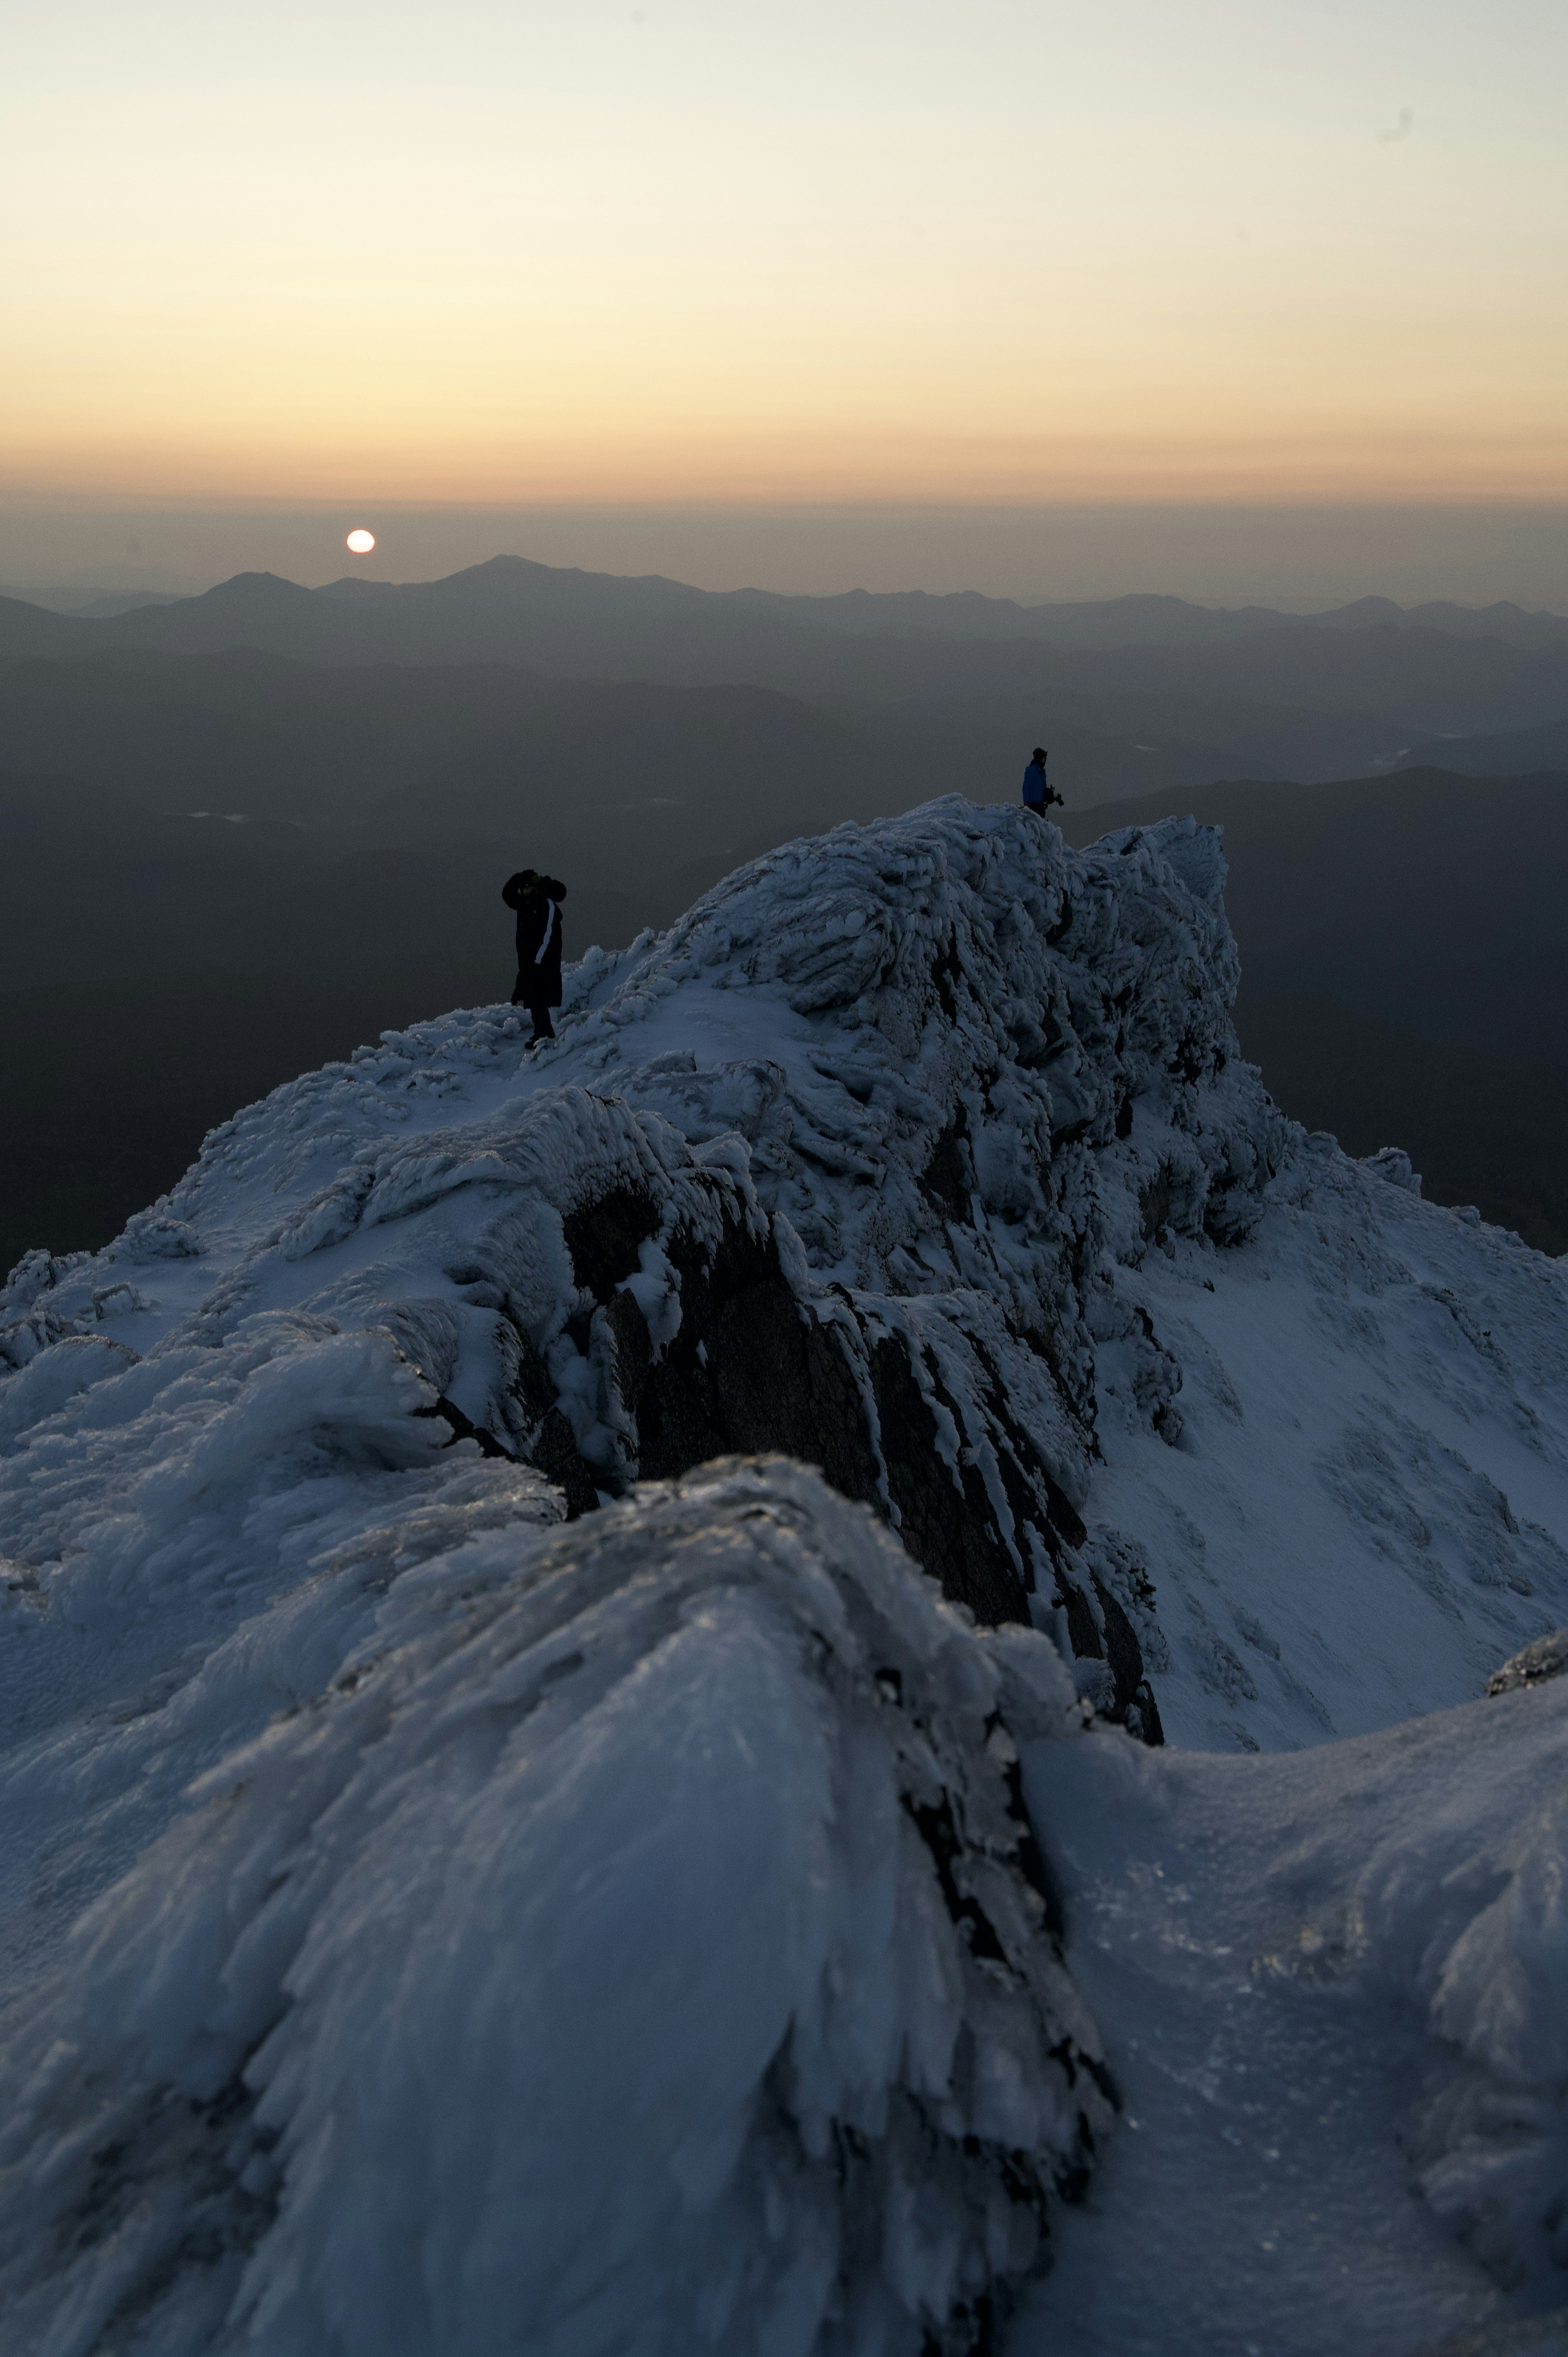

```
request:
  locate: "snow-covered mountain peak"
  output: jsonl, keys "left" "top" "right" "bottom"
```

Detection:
{"left": 5, "top": 797, "right": 1288, "bottom": 1744}
{"left": 5, "top": 795, "right": 1568, "bottom": 2351}
{"left": 9, "top": 794, "right": 1564, "bottom": 1754}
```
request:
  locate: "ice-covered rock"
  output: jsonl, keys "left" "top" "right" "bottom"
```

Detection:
{"left": 7, "top": 800, "right": 1294, "bottom": 1745}
{"left": 19, "top": 794, "right": 1568, "bottom": 1754}
{"left": 0, "top": 1461, "right": 1107, "bottom": 2357}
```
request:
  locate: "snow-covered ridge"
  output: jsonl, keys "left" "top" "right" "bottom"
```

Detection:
{"left": 9, "top": 796, "right": 1566, "bottom": 1752}
{"left": 2, "top": 798, "right": 1287, "bottom": 1748}
{"left": 5, "top": 794, "right": 1568, "bottom": 2350}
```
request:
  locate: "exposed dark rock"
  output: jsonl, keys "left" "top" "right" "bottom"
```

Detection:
{"left": 561, "top": 1183, "right": 658, "bottom": 1303}
{"left": 507, "top": 1173, "right": 1165, "bottom": 1740}
{"left": 1139, "top": 1166, "right": 1174, "bottom": 1242}
{"left": 920, "top": 1116, "right": 973, "bottom": 1224}
{"left": 1486, "top": 1629, "right": 1568, "bottom": 1697}
{"left": 425, "top": 1395, "right": 508, "bottom": 1458}
{"left": 527, "top": 1407, "right": 606, "bottom": 1519}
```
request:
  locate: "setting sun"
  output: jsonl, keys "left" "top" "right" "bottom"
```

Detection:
{"left": 345, "top": 528, "right": 375, "bottom": 554}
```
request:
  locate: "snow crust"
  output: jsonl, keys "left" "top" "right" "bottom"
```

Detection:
{"left": 4, "top": 792, "right": 1568, "bottom": 2348}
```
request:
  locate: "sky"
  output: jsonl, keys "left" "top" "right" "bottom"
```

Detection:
{"left": 4, "top": 0, "right": 1566, "bottom": 598}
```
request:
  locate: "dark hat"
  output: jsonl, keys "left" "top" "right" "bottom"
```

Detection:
{"left": 1031, "top": 747, "right": 1047, "bottom": 761}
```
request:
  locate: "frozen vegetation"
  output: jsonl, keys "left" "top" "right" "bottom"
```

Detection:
{"left": 2, "top": 796, "right": 1567, "bottom": 2351}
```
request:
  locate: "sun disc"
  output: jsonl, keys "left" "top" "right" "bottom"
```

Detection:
{"left": 345, "top": 528, "right": 376, "bottom": 555}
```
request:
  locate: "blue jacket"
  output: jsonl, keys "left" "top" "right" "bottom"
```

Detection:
{"left": 1022, "top": 761, "right": 1049, "bottom": 805}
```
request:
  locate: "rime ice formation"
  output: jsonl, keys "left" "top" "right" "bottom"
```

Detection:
{"left": 4, "top": 794, "right": 1568, "bottom": 2352}
{"left": 0, "top": 1463, "right": 1106, "bottom": 2357}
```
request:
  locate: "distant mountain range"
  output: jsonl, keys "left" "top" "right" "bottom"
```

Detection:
{"left": 6, "top": 559, "right": 1567, "bottom": 657}
{"left": 1393, "top": 712, "right": 1568, "bottom": 777}
{"left": 4, "top": 557, "right": 1568, "bottom": 818}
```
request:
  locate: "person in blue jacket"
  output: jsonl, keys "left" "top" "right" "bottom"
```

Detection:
{"left": 1022, "top": 747, "right": 1062, "bottom": 817}
{"left": 502, "top": 867, "right": 566, "bottom": 1045}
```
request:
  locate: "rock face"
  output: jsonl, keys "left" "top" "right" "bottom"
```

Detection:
{"left": 477, "top": 805, "right": 1278, "bottom": 1741}
{"left": 506, "top": 1156, "right": 1166, "bottom": 1727}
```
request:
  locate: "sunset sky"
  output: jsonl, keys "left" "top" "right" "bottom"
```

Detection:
{"left": 4, "top": 0, "right": 1566, "bottom": 591}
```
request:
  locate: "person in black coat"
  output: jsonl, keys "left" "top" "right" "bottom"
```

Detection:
{"left": 502, "top": 868, "right": 567, "bottom": 1045}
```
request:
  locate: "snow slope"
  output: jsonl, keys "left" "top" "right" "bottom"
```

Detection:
{"left": 3, "top": 793, "right": 1568, "bottom": 2350}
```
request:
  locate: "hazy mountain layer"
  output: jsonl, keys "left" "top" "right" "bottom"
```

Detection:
{"left": 0, "top": 646, "right": 1267, "bottom": 826}
{"left": 6, "top": 560, "right": 1567, "bottom": 664}
{"left": 1396, "top": 711, "right": 1568, "bottom": 778}
{"left": 5, "top": 558, "right": 1568, "bottom": 798}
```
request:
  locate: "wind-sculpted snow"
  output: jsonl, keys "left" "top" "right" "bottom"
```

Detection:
{"left": 0, "top": 1461, "right": 1107, "bottom": 2357}
{"left": 0, "top": 1304, "right": 561, "bottom": 1987}
{"left": 7, "top": 793, "right": 1568, "bottom": 2348}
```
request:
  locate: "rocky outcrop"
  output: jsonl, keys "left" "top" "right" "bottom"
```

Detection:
{"left": 501, "top": 1158, "right": 1169, "bottom": 1737}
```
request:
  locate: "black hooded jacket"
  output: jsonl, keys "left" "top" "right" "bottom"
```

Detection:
{"left": 502, "top": 872, "right": 567, "bottom": 1006}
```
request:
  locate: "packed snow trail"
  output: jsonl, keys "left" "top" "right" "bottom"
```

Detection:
{"left": 1016, "top": 1667, "right": 1568, "bottom": 2356}
{"left": 3, "top": 795, "right": 1568, "bottom": 2349}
